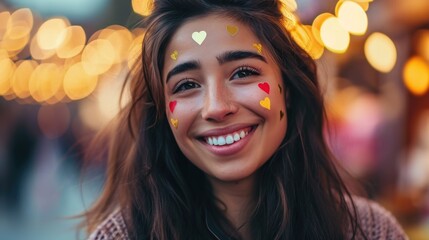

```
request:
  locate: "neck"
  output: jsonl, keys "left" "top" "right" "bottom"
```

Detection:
{"left": 208, "top": 174, "right": 257, "bottom": 240}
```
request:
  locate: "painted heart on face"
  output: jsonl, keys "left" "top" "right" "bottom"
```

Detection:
{"left": 226, "top": 25, "right": 239, "bottom": 36}
{"left": 170, "top": 118, "right": 179, "bottom": 129}
{"left": 170, "top": 50, "right": 178, "bottom": 60}
{"left": 280, "top": 110, "right": 284, "bottom": 120}
{"left": 253, "top": 43, "right": 262, "bottom": 54}
{"left": 260, "top": 97, "right": 271, "bottom": 110}
{"left": 169, "top": 101, "right": 177, "bottom": 113}
{"left": 258, "top": 82, "right": 270, "bottom": 94}
{"left": 192, "top": 31, "right": 207, "bottom": 45}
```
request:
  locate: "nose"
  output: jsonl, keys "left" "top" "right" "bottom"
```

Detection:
{"left": 201, "top": 81, "right": 238, "bottom": 122}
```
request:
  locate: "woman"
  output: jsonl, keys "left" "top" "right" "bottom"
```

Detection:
{"left": 86, "top": 0, "right": 407, "bottom": 239}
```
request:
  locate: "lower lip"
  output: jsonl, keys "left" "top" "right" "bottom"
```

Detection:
{"left": 201, "top": 127, "right": 256, "bottom": 156}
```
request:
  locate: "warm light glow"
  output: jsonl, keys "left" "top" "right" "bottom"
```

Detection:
{"left": 280, "top": 0, "right": 298, "bottom": 12}
{"left": 132, "top": 0, "right": 153, "bottom": 16}
{"left": 281, "top": 9, "right": 298, "bottom": 31}
{"left": 291, "top": 25, "right": 324, "bottom": 59}
{"left": 99, "top": 25, "right": 133, "bottom": 64}
{"left": 12, "top": 60, "right": 38, "bottom": 99}
{"left": 0, "top": 33, "right": 30, "bottom": 55}
{"left": 81, "top": 39, "right": 115, "bottom": 76}
{"left": 416, "top": 30, "right": 429, "bottom": 62}
{"left": 63, "top": 62, "right": 98, "bottom": 100}
{"left": 403, "top": 56, "right": 429, "bottom": 96}
{"left": 6, "top": 8, "right": 33, "bottom": 40}
{"left": 312, "top": 13, "right": 334, "bottom": 46}
{"left": 365, "top": 32, "right": 397, "bottom": 73}
{"left": 30, "top": 35, "right": 56, "bottom": 60}
{"left": 337, "top": 1, "right": 368, "bottom": 35}
{"left": 56, "top": 25, "right": 86, "bottom": 59}
{"left": 36, "top": 18, "right": 69, "bottom": 50}
{"left": 0, "top": 58, "right": 16, "bottom": 95}
{"left": 127, "top": 33, "right": 144, "bottom": 70}
{"left": 29, "top": 63, "right": 62, "bottom": 102}
{"left": 0, "top": 11, "right": 11, "bottom": 40}
{"left": 320, "top": 16, "right": 350, "bottom": 53}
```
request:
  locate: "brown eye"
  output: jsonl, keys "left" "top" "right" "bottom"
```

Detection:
{"left": 231, "top": 66, "right": 260, "bottom": 80}
{"left": 173, "top": 80, "right": 201, "bottom": 93}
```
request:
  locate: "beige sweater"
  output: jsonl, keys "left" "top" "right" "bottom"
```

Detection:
{"left": 88, "top": 197, "right": 408, "bottom": 239}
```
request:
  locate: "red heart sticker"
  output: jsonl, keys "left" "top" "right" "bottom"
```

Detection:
{"left": 258, "top": 82, "right": 270, "bottom": 94}
{"left": 169, "top": 101, "right": 177, "bottom": 113}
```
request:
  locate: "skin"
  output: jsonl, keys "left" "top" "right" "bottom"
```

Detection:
{"left": 162, "top": 14, "right": 287, "bottom": 238}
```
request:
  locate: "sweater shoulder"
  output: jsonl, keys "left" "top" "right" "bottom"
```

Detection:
{"left": 88, "top": 209, "right": 130, "bottom": 240}
{"left": 350, "top": 196, "right": 408, "bottom": 240}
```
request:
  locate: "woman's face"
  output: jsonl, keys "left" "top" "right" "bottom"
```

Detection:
{"left": 162, "top": 14, "right": 287, "bottom": 182}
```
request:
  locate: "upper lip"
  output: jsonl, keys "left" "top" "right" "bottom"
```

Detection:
{"left": 197, "top": 123, "right": 256, "bottom": 138}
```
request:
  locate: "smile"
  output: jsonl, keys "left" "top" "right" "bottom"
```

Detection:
{"left": 204, "top": 127, "right": 252, "bottom": 146}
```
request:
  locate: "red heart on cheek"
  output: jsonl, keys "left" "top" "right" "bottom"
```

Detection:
{"left": 258, "top": 82, "right": 270, "bottom": 94}
{"left": 169, "top": 101, "right": 177, "bottom": 113}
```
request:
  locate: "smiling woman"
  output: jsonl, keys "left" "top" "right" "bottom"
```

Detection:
{"left": 83, "top": 0, "right": 408, "bottom": 239}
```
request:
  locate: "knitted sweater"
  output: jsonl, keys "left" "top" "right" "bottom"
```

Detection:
{"left": 88, "top": 197, "right": 408, "bottom": 240}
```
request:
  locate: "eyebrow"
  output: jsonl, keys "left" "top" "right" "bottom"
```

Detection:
{"left": 166, "top": 60, "right": 201, "bottom": 83}
{"left": 217, "top": 50, "right": 267, "bottom": 65}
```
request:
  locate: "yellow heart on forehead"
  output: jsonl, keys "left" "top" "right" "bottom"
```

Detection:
{"left": 260, "top": 97, "right": 271, "bottom": 110}
{"left": 253, "top": 43, "right": 263, "bottom": 54}
{"left": 192, "top": 31, "right": 207, "bottom": 45}
{"left": 170, "top": 50, "right": 179, "bottom": 60}
{"left": 226, "top": 25, "right": 239, "bottom": 36}
{"left": 170, "top": 118, "right": 179, "bottom": 129}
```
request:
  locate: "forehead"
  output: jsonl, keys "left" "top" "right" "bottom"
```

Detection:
{"left": 164, "top": 14, "right": 262, "bottom": 64}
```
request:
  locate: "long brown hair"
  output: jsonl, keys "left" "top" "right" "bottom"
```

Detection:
{"left": 85, "top": 0, "right": 365, "bottom": 239}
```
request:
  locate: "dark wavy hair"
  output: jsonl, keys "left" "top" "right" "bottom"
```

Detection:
{"left": 85, "top": 0, "right": 365, "bottom": 239}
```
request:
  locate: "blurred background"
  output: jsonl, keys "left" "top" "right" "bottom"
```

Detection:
{"left": 0, "top": 0, "right": 428, "bottom": 239}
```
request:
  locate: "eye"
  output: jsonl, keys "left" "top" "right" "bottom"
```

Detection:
{"left": 231, "top": 66, "right": 260, "bottom": 80}
{"left": 173, "top": 79, "right": 201, "bottom": 93}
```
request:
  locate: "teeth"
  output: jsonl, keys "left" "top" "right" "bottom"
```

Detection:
{"left": 226, "top": 135, "right": 234, "bottom": 144}
{"left": 205, "top": 128, "right": 250, "bottom": 146}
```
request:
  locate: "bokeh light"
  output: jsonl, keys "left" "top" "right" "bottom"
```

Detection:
{"left": 290, "top": 24, "right": 324, "bottom": 59}
{"left": 364, "top": 32, "right": 397, "bottom": 73}
{"left": 336, "top": 1, "right": 368, "bottom": 35}
{"left": 56, "top": 25, "right": 86, "bottom": 59}
{"left": 63, "top": 62, "right": 98, "bottom": 100}
{"left": 11, "top": 60, "right": 38, "bottom": 99}
{"left": 0, "top": 57, "right": 16, "bottom": 95}
{"left": 403, "top": 56, "right": 429, "bottom": 96}
{"left": 415, "top": 30, "right": 429, "bottom": 62}
{"left": 36, "top": 18, "right": 69, "bottom": 51}
{"left": 81, "top": 39, "right": 115, "bottom": 76}
{"left": 132, "top": 0, "right": 153, "bottom": 16}
{"left": 29, "top": 63, "right": 62, "bottom": 102}
{"left": 320, "top": 16, "right": 350, "bottom": 53}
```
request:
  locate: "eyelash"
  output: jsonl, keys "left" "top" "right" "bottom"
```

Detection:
{"left": 172, "top": 66, "right": 260, "bottom": 94}
{"left": 231, "top": 66, "right": 260, "bottom": 80}
{"left": 173, "top": 79, "right": 200, "bottom": 94}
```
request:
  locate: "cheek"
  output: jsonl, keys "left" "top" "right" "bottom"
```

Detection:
{"left": 233, "top": 80, "right": 286, "bottom": 117}
{"left": 166, "top": 98, "right": 200, "bottom": 133}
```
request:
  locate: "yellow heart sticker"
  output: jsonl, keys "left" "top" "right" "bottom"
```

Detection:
{"left": 170, "top": 118, "right": 179, "bottom": 129}
{"left": 260, "top": 97, "right": 271, "bottom": 110}
{"left": 170, "top": 50, "right": 178, "bottom": 60}
{"left": 253, "top": 43, "right": 263, "bottom": 54}
{"left": 192, "top": 31, "right": 207, "bottom": 45}
{"left": 226, "top": 25, "right": 239, "bottom": 36}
